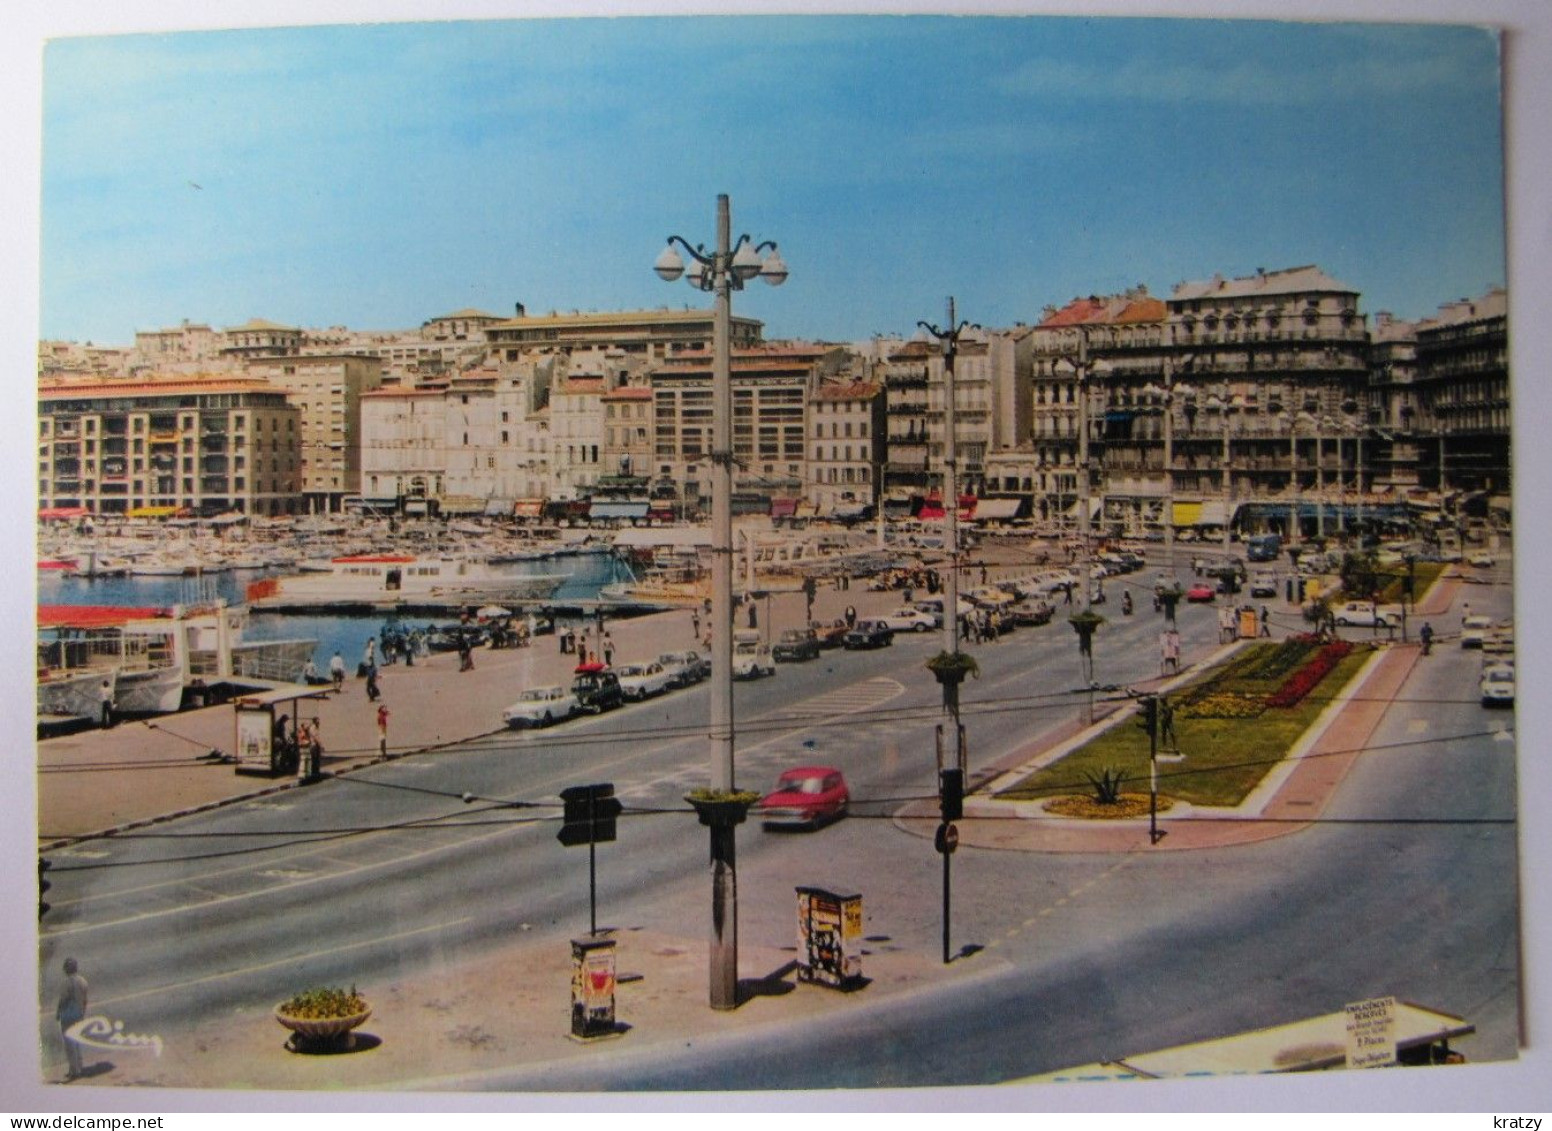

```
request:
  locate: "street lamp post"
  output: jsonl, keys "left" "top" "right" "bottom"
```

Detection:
{"left": 655, "top": 194, "right": 787, "bottom": 1010}
{"left": 918, "top": 299, "right": 976, "bottom": 657}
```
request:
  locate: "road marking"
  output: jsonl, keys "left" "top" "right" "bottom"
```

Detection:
{"left": 52, "top": 678, "right": 907, "bottom": 927}
{"left": 1407, "top": 719, "right": 1429, "bottom": 735}
{"left": 70, "top": 916, "right": 474, "bottom": 1014}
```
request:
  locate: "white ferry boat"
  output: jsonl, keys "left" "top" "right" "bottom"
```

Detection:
{"left": 38, "top": 601, "right": 316, "bottom": 720}
{"left": 269, "top": 554, "right": 567, "bottom": 603}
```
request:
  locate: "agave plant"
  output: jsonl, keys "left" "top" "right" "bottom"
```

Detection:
{"left": 1082, "top": 765, "right": 1128, "bottom": 806}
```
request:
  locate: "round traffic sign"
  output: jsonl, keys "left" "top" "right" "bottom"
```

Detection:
{"left": 935, "top": 822, "right": 959, "bottom": 854}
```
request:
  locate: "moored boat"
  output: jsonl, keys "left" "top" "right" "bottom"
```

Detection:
{"left": 269, "top": 554, "right": 566, "bottom": 603}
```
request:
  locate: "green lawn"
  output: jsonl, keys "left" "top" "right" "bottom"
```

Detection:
{"left": 995, "top": 643, "right": 1374, "bottom": 808}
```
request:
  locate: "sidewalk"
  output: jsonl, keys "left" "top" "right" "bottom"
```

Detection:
{"left": 61, "top": 923, "right": 979, "bottom": 1091}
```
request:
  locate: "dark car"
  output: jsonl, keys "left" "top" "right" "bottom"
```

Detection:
{"left": 570, "top": 663, "right": 623, "bottom": 713}
{"left": 810, "top": 618, "right": 850, "bottom": 649}
{"left": 843, "top": 619, "right": 894, "bottom": 650}
{"left": 759, "top": 766, "right": 850, "bottom": 830}
{"left": 772, "top": 627, "right": 821, "bottom": 663}
{"left": 1010, "top": 599, "right": 1054, "bottom": 627}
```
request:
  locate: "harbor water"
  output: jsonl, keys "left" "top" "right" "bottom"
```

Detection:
{"left": 36, "top": 550, "right": 635, "bottom": 671}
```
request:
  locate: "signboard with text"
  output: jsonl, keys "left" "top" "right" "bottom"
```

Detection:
{"left": 1345, "top": 995, "right": 1398, "bottom": 1069}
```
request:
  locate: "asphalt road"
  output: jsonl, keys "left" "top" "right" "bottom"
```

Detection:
{"left": 37, "top": 563, "right": 1520, "bottom": 1091}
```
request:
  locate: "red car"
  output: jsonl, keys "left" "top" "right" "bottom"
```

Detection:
{"left": 759, "top": 766, "right": 851, "bottom": 830}
{"left": 1186, "top": 583, "right": 1217, "bottom": 603}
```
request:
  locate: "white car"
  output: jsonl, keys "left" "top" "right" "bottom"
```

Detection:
{"left": 880, "top": 607, "right": 937, "bottom": 633}
{"left": 1480, "top": 663, "right": 1515, "bottom": 707}
{"left": 501, "top": 685, "right": 578, "bottom": 728}
{"left": 1467, "top": 551, "right": 1496, "bottom": 568}
{"left": 1332, "top": 600, "right": 1402, "bottom": 628}
{"left": 1460, "top": 615, "right": 1493, "bottom": 648}
{"left": 732, "top": 631, "right": 776, "bottom": 679}
{"left": 615, "top": 661, "right": 673, "bottom": 700}
{"left": 658, "top": 650, "right": 708, "bottom": 687}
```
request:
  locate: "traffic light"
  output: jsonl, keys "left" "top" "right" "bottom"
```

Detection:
{"left": 38, "top": 858, "right": 51, "bottom": 921}
{"left": 939, "top": 767, "right": 964, "bottom": 823}
{"left": 1136, "top": 697, "right": 1158, "bottom": 740}
{"left": 558, "top": 783, "right": 622, "bottom": 847}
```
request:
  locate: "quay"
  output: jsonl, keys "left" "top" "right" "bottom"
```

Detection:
{"left": 37, "top": 578, "right": 906, "bottom": 846}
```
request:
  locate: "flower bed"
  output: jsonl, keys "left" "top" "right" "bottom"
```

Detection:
{"left": 1265, "top": 641, "right": 1353, "bottom": 709}
{"left": 1180, "top": 691, "right": 1266, "bottom": 720}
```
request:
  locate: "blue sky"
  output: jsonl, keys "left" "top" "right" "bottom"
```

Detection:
{"left": 40, "top": 14, "right": 1505, "bottom": 343}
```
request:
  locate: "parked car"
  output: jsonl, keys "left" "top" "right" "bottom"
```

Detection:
{"left": 910, "top": 598, "right": 946, "bottom": 627}
{"left": 1249, "top": 571, "right": 1279, "bottom": 598}
{"left": 1480, "top": 663, "right": 1515, "bottom": 707}
{"left": 571, "top": 663, "right": 624, "bottom": 713}
{"left": 772, "top": 627, "right": 821, "bottom": 663}
{"left": 658, "top": 650, "right": 709, "bottom": 687}
{"left": 965, "top": 585, "right": 1017, "bottom": 609}
{"left": 1010, "top": 599, "right": 1054, "bottom": 626}
{"left": 1460, "top": 615, "right": 1493, "bottom": 648}
{"left": 758, "top": 766, "right": 851, "bottom": 830}
{"left": 1467, "top": 551, "right": 1496, "bottom": 568}
{"left": 1482, "top": 627, "right": 1515, "bottom": 655}
{"left": 810, "top": 619, "right": 851, "bottom": 649}
{"left": 615, "top": 660, "right": 673, "bottom": 700}
{"left": 501, "top": 685, "right": 578, "bottom": 729}
{"left": 879, "top": 607, "right": 937, "bottom": 633}
{"left": 843, "top": 619, "right": 894, "bottom": 649}
{"left": 1332, "top": 601, "right": 1402, "bottom": 628}
{"left": 1186, "top": 583, "right": 1216, "bottom": 603}
{"left": 732, "top": 630, "right": 775, "bottom": 679}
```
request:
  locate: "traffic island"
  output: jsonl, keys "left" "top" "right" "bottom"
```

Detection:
{"left": 893, "top": 638, "right": 1422, "bottom": 854}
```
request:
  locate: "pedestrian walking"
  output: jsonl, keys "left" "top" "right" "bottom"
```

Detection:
{"left": 365, "top": 665, "right": 381, "bottom": 701}
{"left": 329, "top": 651, "right": 346, "bottom": 691}
{"left": 97, "top": 677, "right": 113, "bottom": 729}
{"left": 302, "top": 658, "right": 321, "bottom": 685}
{"left": 457, "top": 637, "right": 474, "bottom": 672}
{"left": 577, "top": 643, "right": 589, "bottom": 666}
{"left": 844, "top": 604, "right": 857, "bottom": 628}
{"left": 602, "top": 632, "right": 615, "bottom": 666}
{"left": 1260, "top": 604, "right": 1272, "bottom": 637}
{"left": 692, "top": 609, "right": 701, "bottom": 640}
{"left": 1160, "top": 629, "right": 1181, "bottom": 675}
{"left": 56, "top": 957, "right": 88, "bottom": 1081}
{"left": 376, "top": 704, "right": 390, "bottom": 757}
{"left": 1219, "top": 604, "right": 1235, "bottom": 643}
{"left": 362, "top": 637, "right": 377, "bottom": 673}
{"left": 747, "top": 600, "right": 758, "bottom": 629}
{"left": 1461, "top": 601, "right": 1471, "bottom": 625}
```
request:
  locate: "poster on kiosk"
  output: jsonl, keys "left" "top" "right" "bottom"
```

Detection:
{"left": 235, "top": 703, "right": 273, "bottom": 773}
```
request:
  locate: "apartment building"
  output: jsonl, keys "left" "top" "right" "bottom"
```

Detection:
{"left": 358, "top": 358, "right": 554, "bottom": 513}
{"left": 649, "top": 345, "right": 847, "bottom": 515}
{"left": 808, "top": 379, "right": 885, "bottom": 515}
{"left": 1412, "top": 287, "right": 1509, "bottom": 497}
{"left": 245, "top": 353, "right": 385, "bottom": 512}
{"left": 487, "top": 306, "right": 763, "bottom": 363}
{"left": 38, "top": 375, "right": 302, "bottom": 517}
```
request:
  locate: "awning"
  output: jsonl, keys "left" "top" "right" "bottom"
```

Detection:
{"left": 438, "top": 495, "right": 486, "bottom": 516}
{"left": 127, "top": 505, "right": 182, "bottom": 518}
{"left": 1064, "top": 499, "right": 1104, "bottom": 520}
{"left": 39, "top": 604, "right": 171, "bottom": 629}
{"left": 1170, "top": 501, "right": 1204, "bottom": 527}
{"left": 1198, "top": 501, "right": 1228, "bottom": 526}
{"left": 483, "top": 497, "right": 516, "bottom": 516}
{"left": 588, "top": 502, "right": 649, "bottom": 520}
{"left": 207, "top": 511, "right": 248, "bottom": 526}
{"left": 975, "top": 498, "right": 1024, "bottom": 521}
{"left": 832, "top": 503, "right": 869, "bottom": 520}
{"left": 513, "top": 499, "right": 545, "bottom": 518}
{"left": 38, "top": 507, "right": 91, "bottom": 521}
{"left": 770, "top": 498, "right": 798, "bottom": 519}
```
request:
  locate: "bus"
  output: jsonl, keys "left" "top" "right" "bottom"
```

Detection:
{"left": 1246, "top": 533, "right": 1282, "bottom": 562}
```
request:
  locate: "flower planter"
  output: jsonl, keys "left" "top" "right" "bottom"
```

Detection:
{"left": 275, "top": 1003, "right": 371, "bottom": 1051}
{"left": 685, "top": 792, "right": 759, "bottom": 828}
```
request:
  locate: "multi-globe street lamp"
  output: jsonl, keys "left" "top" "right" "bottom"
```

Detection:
{"left": 654, "top": 193, "right": 786, "bottom": 1011}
